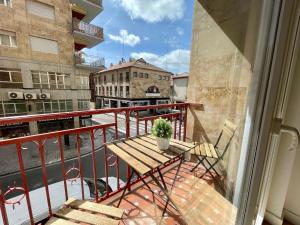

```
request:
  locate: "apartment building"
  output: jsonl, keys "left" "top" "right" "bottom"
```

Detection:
{"left": 0, "top": 0, "right": 104, "bottom": 137}
{"left": 94, "top": 58, "right": 172, "bottom": 109}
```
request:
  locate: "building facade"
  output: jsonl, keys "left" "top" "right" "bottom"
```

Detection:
{"left": 170, "top": 72, "right": 189, "bottom": 103}
{"left": 0, "top": 0, "right": 104, "bottom": 138}
{"left": 95, "top": 58, "right": 172, "bottom": 109}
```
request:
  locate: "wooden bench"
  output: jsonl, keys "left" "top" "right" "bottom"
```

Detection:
{"left": 46, "top": 198, "right": 124, "bottom": 225}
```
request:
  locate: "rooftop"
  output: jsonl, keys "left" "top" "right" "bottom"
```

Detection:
{"left": 98, "top": 58, "right": 172, "bottom": 74}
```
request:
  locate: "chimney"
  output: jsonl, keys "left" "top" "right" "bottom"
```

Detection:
{"left": 110, "top": 63, "right": 113, "bottom": 67}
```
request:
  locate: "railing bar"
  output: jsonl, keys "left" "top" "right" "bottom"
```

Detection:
{"left": 0, "top": 188, "right": 9, "bottom": 225}
{"left": 179, "top": 108, "right": 183, "bottom": 140}
{"left": 125, "top": 110, "right": 131, "bottom": 190}
{"left": 58, "top": 136, "right": 68, "bottom": 201}
{"left": 0, "top": 123, "right": 116, "bottom": 146}
{"left": 174, "top": 116, "right": 177, "bottom": 139}
{"left": 102, "top": 128, "right": 109, "bottom": 197}
{"left": 16, "top": 142, "right": 34, "bottom": 225}
{"left": 0, "top": 103, "right": 189, "bottom": 126}
{"left": 183, "top": 106, "right": 188, "bottom": 141}
{"left": 116, "top": 156, "right": 120, "bottom": 190}
{"left": 38, "top": 140, "right": 52, "bottom": 217}
{"left": 114, "top": 112, "right": 119, "bottom": 140}
{"left": 145, "top": 120, "right": 148, "bottom": 134}
{"left": 136, "top": 111, "right": 139, "bottom": 136}
{"left": 90, "top": 130, "right": 99, "bottom": 201}
{"left": 76, "top": 133, "right": 85, "bottom": 200}
{"left": 114, "top": 112, "right": 120, "bottom": 190}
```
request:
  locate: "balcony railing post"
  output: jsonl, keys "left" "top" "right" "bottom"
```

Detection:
{"left": 114, "top": 112, "right": 120, "bottom": 189}
{"left": 0, "top": 189, "right": 9, "bottom": 225}
{"left": 58, "top": 136, "right": 68, "bottom": 201}
{"left": 125, "top": 110, "right": 131, "bottom": 190}
{"left": 38, "top": 140, "right": 52, "bottom": 217}
{"left": 179, "top": 107, "right": 183, "bottom": 140}
{"left": 102, "top": 128, "right": 109, "bottom": 197}
{"left": 16, "top": 142, "right": 34, "bottom": 225}
{"left": 136, "top": 111, "right": 139, "bottom": 136}
{"left": 183, "top": 105, "right": 188, "bottom": 141}
{"left": 90, "top": 130, "right": 99, "bottom": 201}
{"left": 76, "top": 133, "right": 85, "bottom": 200}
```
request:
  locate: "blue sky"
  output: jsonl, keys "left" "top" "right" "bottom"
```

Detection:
{"left": 85, "top": 0, "right": 194, "bottom": 74}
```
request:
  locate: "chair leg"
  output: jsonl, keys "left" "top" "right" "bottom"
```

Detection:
{"left": 190, "top": 156, "right": 206, "bottom": 172}
{"left": 204, "top": 158, "right": 220, "bottom": 177}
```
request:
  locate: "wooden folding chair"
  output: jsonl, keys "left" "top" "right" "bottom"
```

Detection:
{"left": 46, "top": 198, "right": 124, "bottom": 225}
{"left": 190, "top": 120, "right": 237, "bottom": 180}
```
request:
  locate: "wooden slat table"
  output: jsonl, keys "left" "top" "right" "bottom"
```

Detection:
{"left": 106, "top": 134, "right": 196, "bottom": 221}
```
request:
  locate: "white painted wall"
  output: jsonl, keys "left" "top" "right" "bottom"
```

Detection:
{"left": 283, "top": 72, "right": 300, "bottom": 224}
{"left": 172, "top": 77, "right": 188, "bottom": 102}
{"left": 265, "top": 49, "right": 300, "bottom": 225}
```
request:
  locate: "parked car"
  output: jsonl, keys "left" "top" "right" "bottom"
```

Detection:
{"left": 1, "top": 177, "right": 124, "bottom": 225}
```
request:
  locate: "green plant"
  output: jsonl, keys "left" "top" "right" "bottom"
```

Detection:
{"left": 151, "top": 118, "right": 172, "bottom": 139}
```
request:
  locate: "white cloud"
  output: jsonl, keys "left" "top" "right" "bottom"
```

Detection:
{"left": 131, "top": 49, "right": 190, "bottom": 73}
{"left": 143, "top": 36, "right": 150, "bottom": 41}
{"left": 116, "top": 0, "right": 185, "bottom": 23}
{"left": 108, "top": 29, "right": 141, "bottom": 47}
{"left": 165, "top": 36, "right": 180, "bottom": 48}
{"left": 176, "top": 27, "right": 184, "bottom": 36}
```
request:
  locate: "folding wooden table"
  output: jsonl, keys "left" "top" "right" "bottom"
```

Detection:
{"left": 106, "top": 134, "right": 196, "bottom": 219}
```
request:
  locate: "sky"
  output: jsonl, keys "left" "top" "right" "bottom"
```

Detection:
{"left": 85, "top": 0, "right": 194, "bottom": 74}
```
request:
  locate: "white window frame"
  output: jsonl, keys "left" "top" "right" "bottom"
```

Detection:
{"left": 78, "top": 99, "right": 89, "bottom": 111}
{"left": 0, "top": 69, "right": 22, "bottom": 83}
{"left": 0, "top": 33, "right": 17, "bottom": 47}
{"left": 77, "top": 76, "right": 89, "bottom": 89}
{"left": 36, "top": 99, "right": 72, "bottom": 113}
{"left": 32, "top": 71, "right": 70, "bottom": 89}
{"left": 0, "top": 0, "right": 12, "bottom": 7}
{"left": 0, "top": 101, "right": 26, "bottom": 117}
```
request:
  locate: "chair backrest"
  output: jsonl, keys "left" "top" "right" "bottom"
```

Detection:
{"left": 214, "top": 119, "right": 237, "bottom": 159}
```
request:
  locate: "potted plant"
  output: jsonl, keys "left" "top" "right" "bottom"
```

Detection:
{"left": 151, "top": 118, "right": 173, "bottom": 150}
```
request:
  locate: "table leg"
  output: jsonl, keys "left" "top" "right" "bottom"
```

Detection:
{"left": 161, "top": 156, "right": 184, "bottom": 217}
{"left": 117, "top": 170, "right": 134, "bottom": 207}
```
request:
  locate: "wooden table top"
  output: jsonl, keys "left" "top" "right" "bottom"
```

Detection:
{"left": 106, "top": 134, "right": 196, "bottom": 175}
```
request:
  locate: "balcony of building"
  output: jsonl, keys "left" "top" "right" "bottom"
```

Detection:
{"left": 73, "top": 18, "right": 104, "bottom": 50}
{"left": 75, "top": 51, "right": 105, "bottom": 71}
{"left": 0, "top": 103, "right": 240, "bottom": 225}
{"left": 70, "top": 0, "right": 103, "bottom": 23}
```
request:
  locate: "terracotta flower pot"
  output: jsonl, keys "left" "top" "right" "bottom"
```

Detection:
{"left": 156, "top": 137, "right": 170, "bottom": 150}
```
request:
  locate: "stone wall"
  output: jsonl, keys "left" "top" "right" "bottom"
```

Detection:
{"left": 187, "top": 0, "right": 263, "bottom": 196}
{"left": 96, "top": 67, "right": 171, "bottom": 99}
{"left": 130, "top": 68, "right": 171, "bottom": 99}
{"left": 0, "top": 0, "right": 74, "bottom": 65}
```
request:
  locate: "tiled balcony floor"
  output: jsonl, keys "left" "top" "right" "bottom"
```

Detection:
{"left": 108, "top": 162, "right": 237, "bottom": 225}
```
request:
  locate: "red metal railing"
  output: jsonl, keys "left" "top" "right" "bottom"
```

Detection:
{"left": 0, "top": 103, "right": 190, "bottom": 225}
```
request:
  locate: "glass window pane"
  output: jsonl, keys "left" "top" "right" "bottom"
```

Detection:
{"left": 15, "top": 103, "right": 26, "bottom": 113}
{"left": 10, "top": 36, "right": 16, "bottom": 47}
{"left": 36, "top": 102, "right": 44, "bottom": 112}
{"left": 44, "top": 102, "right": 51, "bottom": 112}
{"left": 0, "top": 71, "right": 10, "bottom": 81}
{"left": 66, "top": 100, "right": 73, "bottom": 111}
{"left": 59, "top": 101, "right": 66, "bottom": 111}
{"left": 64, "top": 75, "right": 71, "bottom": 89}
{"left": 1, "top": 34, "right": 10, "bottom": 46}
{"left": 11, "top": 72, "right": 22, "bottom": 82}
{"left": 52, "top": 101, "right": 59, "bottom": 112}
{"left": 4, "top": 104, "right": 15, "bottom": 114}
{"left": 32, "top": 73, "right": 40, "bottom": 83}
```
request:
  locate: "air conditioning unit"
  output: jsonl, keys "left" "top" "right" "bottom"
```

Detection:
{"left": 24, "top": 93, "right": 37, "bottom": 100}
{"left": 38, "top": 93, "right": 51, "bottom": 99}
{"left": 8, "top": 92, "right": 24, "bottom": 100}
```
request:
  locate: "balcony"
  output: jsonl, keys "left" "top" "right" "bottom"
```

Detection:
{"left": 70, "top": 0, "right": 103, "bottom": 23}
{"left": 73, "top": 18, "right": 104, "bottom": 50}
{"left": 0, "top": 103, "right": 238, "bottom": 225}
{"left": 75, "top": 51, "right": 105, "bottom": 71}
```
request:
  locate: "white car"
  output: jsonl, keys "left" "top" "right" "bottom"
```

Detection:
{"left": 1, "top": 177, "right": 124, "bottom": 225}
